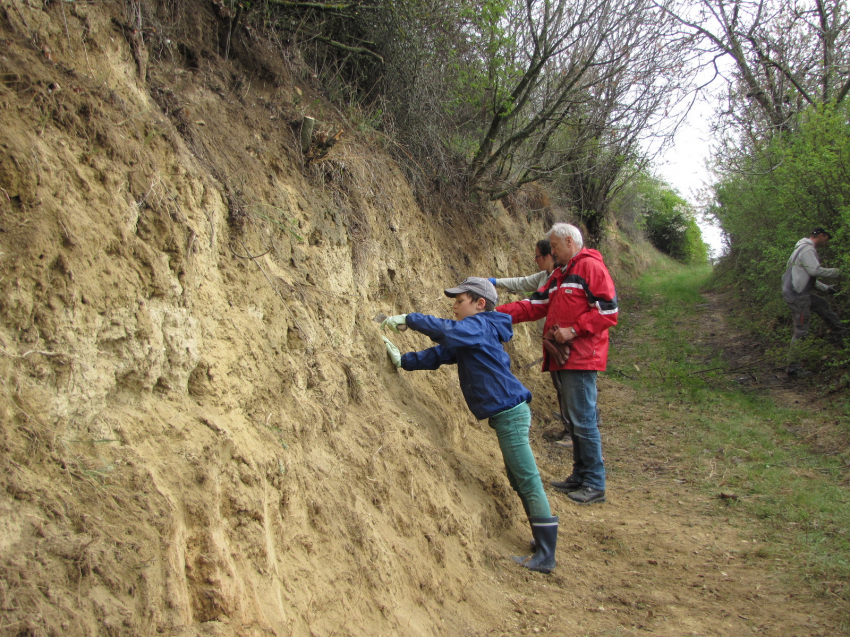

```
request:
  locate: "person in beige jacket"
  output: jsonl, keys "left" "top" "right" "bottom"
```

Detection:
{"left": 781, "top": 228, "right": 848, "bottom": 375}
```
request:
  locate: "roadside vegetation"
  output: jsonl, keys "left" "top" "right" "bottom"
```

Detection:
{"left": 709, "top": 102, "right": 850, "bottom": 374}
{"left": 611, "top": 172, "right": 708, "bottom": 265}
{"left": 133, "top": 0, "right": 850, "bottom": 282}
{"left": 128, "top": 0, "right": 706, "bottom": 250}
{"left": 682, "top": 0, "right": 850, "bottom": 377}
{"left": 610, "top": 262, "right": 850, "bottom": 604}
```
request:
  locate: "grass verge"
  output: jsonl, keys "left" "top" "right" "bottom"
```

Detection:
{"left": 608, "top": 261, "right": 850, "bottom": 604}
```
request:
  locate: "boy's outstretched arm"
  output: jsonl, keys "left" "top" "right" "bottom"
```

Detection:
{"left": 381, "top": 332, "right": 456, "bottom": 370}
{"left": 405, "top": 313, "right": 488, "bottom": 348}
{"left": 401, "top": 344, "right": 456, "bottom": 371}
{"left": 380, "top": 314, "right": 408, "bottom": 333}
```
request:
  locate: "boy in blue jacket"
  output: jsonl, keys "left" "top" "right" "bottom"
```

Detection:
{"left": 381, "top": 277, "right": 558, "bottom": 573}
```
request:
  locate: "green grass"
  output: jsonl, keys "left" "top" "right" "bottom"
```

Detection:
{"left": 610, "top": 262, "right": 850, "bottom": 599}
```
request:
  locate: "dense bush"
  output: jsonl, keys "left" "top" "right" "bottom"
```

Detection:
{"left": 643, "top": 193, "right": 708, "bottom": 265}
{"left": 710, "top": 103, "right": 850, "bottom": 323}
{"left": 612, "top": 172, "right": 709, "bottom": 264}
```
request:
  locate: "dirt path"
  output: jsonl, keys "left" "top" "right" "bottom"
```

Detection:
{"left": 465, "top": 290, "right": 848, "bottom": 636}
{"left": 689, "top": 290, "right": 848, "bottom": 454}
{"left": 694, "top": 291, "right": 812, "bottom": 402}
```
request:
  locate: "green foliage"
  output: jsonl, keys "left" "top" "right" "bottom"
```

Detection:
{"left": 614, "top": 171, "right": 709, "bottom": 264}
{"left": 347, "top": 0, "right": 515, "bottom": 176}
{"left": 643, "top": 189, "right": 708, "bottom": 264}
{"left": 710, "top": 102, "right": 850, "bottom": 326}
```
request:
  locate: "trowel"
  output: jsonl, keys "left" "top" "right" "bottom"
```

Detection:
{"left": 372, "top": 313, "right": 408, "bottom": 331}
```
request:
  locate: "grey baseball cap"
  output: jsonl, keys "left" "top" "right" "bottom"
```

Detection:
{"left": 444, "top": 277, "right": 498, "bottom": 304}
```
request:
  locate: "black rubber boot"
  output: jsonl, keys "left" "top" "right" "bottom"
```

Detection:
{"left": 512, "top": 516, "right": 558, "bottom": 574}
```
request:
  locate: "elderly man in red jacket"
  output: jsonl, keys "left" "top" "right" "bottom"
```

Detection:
{"left": 498, "top": 223, "right": 618, "bottom": 505}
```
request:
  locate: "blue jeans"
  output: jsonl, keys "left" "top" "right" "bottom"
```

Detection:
{"left": 489, "top": 402, "right": 551, "bottom": 518}
{"left": 557, "top": 370, "right": 605, "bottom": 491}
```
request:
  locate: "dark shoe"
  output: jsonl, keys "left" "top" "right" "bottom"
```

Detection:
{"left": 787, "top": 367, "right": 813, "bottom": 378}
{"left": 550, "top": 475, "right": 581, "bottom": 493}
{"left": 512, "top": 516, "right": 558, "bottom": 574}
{"left": 568, "top": 486, "right": 606, "bottom": 505}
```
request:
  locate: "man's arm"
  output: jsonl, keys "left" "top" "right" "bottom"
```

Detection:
{"left": 798, "top": 245, "right": 840, "bottom": 280}
{"left": 571, "top": 262, "right": 619, "bottom": 336}
{"left": 497, "top": 275, "right": 555, "bottom": 324}
{"left": 497, "top": 297, "right": 550, "bottom": 324}
{"left": 815, "top": 280, "right": 837, "bottom": 293}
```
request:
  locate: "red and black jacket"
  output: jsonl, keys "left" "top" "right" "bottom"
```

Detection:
{"left": 497, "top": 247, "right": 618, "bottom": 371}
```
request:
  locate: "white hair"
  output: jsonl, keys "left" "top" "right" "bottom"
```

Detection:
{"left": 546, "top": 223, "right": 583, "bottom": 248}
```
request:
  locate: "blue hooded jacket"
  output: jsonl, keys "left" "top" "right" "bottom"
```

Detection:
{"left": 400, "top": 311, "right": 532, "bottom": 420}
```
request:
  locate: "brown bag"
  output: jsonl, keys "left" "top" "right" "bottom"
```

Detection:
{"left": 542, "top": 325, "right": 570, "bottom": 367}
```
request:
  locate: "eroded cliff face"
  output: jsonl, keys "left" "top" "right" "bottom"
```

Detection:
{"left": 0, "top": 2, "right": 570, "bottom": 634}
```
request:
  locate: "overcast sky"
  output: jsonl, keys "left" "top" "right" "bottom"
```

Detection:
{"left": 653, "top": 95, "right": 726, "bottom": 258}
{"left": 651, "top": 62, "right": 732, "bottom": 260}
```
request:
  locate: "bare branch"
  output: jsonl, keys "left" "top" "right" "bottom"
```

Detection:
{"left": 312, "top": 35, "right": 383, "bottom": 62}
{"left": 265, "top": 1, "right": 376, "bottom": 10}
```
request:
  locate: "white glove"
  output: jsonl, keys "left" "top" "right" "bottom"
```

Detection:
{"left": 382, "top": 336, "right": 402, "bottom": 367}
{"left": 381, "top": 314, "right": 408, "bottom": 333}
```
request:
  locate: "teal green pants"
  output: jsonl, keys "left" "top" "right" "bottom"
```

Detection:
{"left": 489, "top": 402, "right": 551, "bottom": 518}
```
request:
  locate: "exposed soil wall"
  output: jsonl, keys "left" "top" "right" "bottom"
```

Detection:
{"left": 4, "top": 4, "right": 850, "bottom": 636}
{"left": 0, "top": 2, "right": 591, "bottom": 635}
